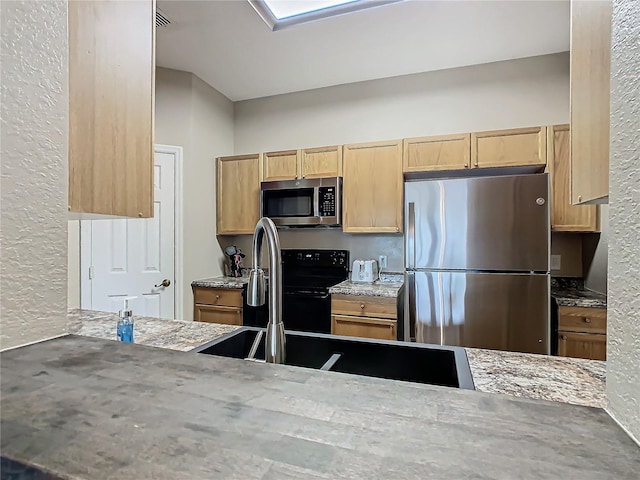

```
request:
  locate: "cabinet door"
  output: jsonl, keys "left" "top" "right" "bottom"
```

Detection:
{"left": 342, "top": 140, "right": 403, "bottom": 233}
{"left": 558, "top": 331, "right": 606, "bottom": 361}
{"left": 570, "top": 0, "right": 611, "bottom": 204}
{"left": 548, "top": 125, "right": 598, "bottom": 232}
{"left": 471, "top": 127, "right": 547, "bottom": 169}
{"left": 262, "top": 150, "right": 300, "bottom": 181}
{"left": 301, "top": 146, "right": 343, "bottom": 178}
{"left": 332, "top": 315, "right": 397, "bottom": 341}
{"left": 195, "top": 305, "right": 242, "bottom": 325}
{"left": 217, "top": 154, "right": 260, "bottom": 235}
{"left": 68, "top": 0, "right": 155, "bottom": 218}
{"left": 403, "top": 134, "right": 471, "bottom": 173}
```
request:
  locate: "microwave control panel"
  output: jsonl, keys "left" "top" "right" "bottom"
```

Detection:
{"left": 318, "top": 187, "right": 336, "bottom": 216}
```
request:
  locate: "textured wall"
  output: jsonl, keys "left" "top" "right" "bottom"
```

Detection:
{"left": 607, "top": 0, "right": 640, "bottom": 442}
{"left": 1, "top": 1, "right": 69, "bottom": 349}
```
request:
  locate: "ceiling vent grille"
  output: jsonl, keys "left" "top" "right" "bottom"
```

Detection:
{"left": 156, "top": 8, "right": 172, "bottom": 28}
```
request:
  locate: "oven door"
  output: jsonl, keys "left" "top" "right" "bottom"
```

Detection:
{"left": 282, "top": 290, "right": 331, "bottom": 334}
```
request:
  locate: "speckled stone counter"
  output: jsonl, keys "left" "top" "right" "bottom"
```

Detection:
{"left": 329, "top": 274, "right": 404, "bottom": 298}
{"left": 68, "top": 309, "right": 239, "bottom": 351}
{"left": 68, "top": 309, "right": 605, "bottom": 409}
{"left": 2, "top": 336, "right": 639, "bottom": 480}
{"left": 551, "top": 277, "right": 607, "bottom": 308}
{"left": 191, "top": 275, "right": 248, "bottom": 289}
{"left": 467, "top": 348, "right": 606, "bottom": 408}
{"left": 552, "top": 288, "right": 607, "bottom": 308}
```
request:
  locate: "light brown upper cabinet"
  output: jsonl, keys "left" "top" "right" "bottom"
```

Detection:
{"left": 570, "top": 0, "right": 611, "bottom": 205}
{"left": 403, "top": 134, "right": 471, "bottom": 173}
{"left": 262, "top": 150, "right": 300, "bottom": 181}
{"left": 300, "top": 145, "right": 343, "bottom": 178}
{"left": 217, "top": 154, "right": 261, "bottom": 235}
{"left": 548, "top": 124, "right": 598, "bottom": 232}
{"left": 471, "top": 127, "right": 547, "bottom": 169}
{"left": 68, "top": 0, "right": 155, "bottom": 218}
{"left": 342, "top": 140, "right": 403, "bottom": 233}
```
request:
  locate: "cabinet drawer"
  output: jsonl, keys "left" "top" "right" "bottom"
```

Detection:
{"left": 558, "top": 306, "right": 607, "bottom": 334}
{"left": 194, "top": 305, "right": 242, "bottom": 325}
{"left": 193, "top": 287, "right": 243, "bottom": 307}
{"left": 332, "top": 315, "right": 397, "bottom": 341}
{"left": 558, "top": 331, "right": 606, "bottom": 361}
{"left": 331, "top": 294, "right": 397, "bottom": 319}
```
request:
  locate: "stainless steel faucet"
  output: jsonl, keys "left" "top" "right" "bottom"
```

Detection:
{"left": 247, "top": 217, "right": 285, "bottom": 364}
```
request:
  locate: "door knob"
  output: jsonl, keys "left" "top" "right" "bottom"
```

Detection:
{"left": 155, "top": 279, "right": 171, "bottom": 288}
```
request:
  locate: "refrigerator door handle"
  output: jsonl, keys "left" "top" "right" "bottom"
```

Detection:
{"left": 408, "top": 202, "right": 416, "bottom": 269}
{"left": 407, "top": 271, "right": 416, "bottom": 341}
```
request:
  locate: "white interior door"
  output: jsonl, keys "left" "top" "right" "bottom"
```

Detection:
{"left": 82, "top": 150, "right": 176, "bottom": 319}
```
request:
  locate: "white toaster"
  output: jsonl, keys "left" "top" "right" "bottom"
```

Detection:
{"left": 351, "top": 259, "right": 379, "bottom": 283}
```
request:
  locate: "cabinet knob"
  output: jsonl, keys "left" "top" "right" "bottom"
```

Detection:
{"left": 360, "top": 304, "right": 365, "bottom": 310}
{"left": 474, "top": 162, "right": 478, "bottom": 167}
{"left": 464, "top": 163, "right": 469, "bottom": 168}
{"left": 215, "top": 294, "right": 220, "bottom": 300}
{"left": 583, "top": 317, "right": 591, "bottom": 323}
{"left": 561, "top": 335, "right": 567, "bottom": 341}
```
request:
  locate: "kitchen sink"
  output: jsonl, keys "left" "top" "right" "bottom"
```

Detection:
{"left": 192, "top": 327, "right": 475, "bottom": 390}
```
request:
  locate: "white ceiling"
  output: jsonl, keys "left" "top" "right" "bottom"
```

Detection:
{"left": 156, "top": 0, "right": 569, "bottom": 101}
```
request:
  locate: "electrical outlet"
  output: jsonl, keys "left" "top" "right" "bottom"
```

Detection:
{"left": 550, "top": 255, "right": 561, "bottom": 271}
{"left": 378, "top": 255, "right": 387, "bottom": 269}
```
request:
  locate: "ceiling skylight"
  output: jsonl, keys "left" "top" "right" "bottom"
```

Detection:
{"left": 249, "top": 0, "right": 403, "bottom": 31}
{"left": 265, "top": 0, "right": 358, "bottom": 20}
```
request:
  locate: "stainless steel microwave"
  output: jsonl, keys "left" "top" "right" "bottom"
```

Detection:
{"left": 260, "top": 177, "right": 342, "bottom": 227}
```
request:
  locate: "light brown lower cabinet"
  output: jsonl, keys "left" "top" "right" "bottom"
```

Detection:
{"left": 331, "top": 315, "right": 396, "bottom": 341}
{"left": 557, "top": 306, "right": 607, "bottom": 361}
{"left": 331, "top": 294, "right": 398, "bottom": 341}
{"left": 193, "top": 287, "right": 243, "bottom": 325}
{"left": 558, "top": 331, "right": 606, "bottom": 361}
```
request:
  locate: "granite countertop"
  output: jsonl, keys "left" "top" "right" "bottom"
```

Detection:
{"left": 68, "top": 309, "right": 240, "bottom": 351}
{"left": 551, "top": 277, "right": 607, "bottom": 308}
{"left": 329, "top": 273, "right": 404, "bottom": 298}
{"left": 191, "top": 275, "right": 249, "bottom": 289}
{"left": 2, "top": 335, "right": 638, "bottom": 480}
{"left": 466, "top": 348, "right": 606, "bottom": 408}
{"left": 552, "top": 288, "right": 607, "bottom": 308}
{"left": 68, "top": 309, "right": 604, "bottom": 408}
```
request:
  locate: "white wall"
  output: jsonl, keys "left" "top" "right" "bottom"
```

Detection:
{"left": 231, "top": 53, "right": 570, "bottom": 267}
{"left": 1, "top": 1, "right": 69, "bottom": 349}
{"left": 155, "top": 68, "right": 235, "bottom": 320}
{"left": 607, "top": 0, "right": 640, "bottom": 443}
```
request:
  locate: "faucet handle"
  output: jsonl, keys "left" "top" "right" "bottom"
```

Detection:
{"left": 247, "top": 268, "right": 266, "bottom": 307}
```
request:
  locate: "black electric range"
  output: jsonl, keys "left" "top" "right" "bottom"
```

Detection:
{"left": 243, "top": 249, "right": 349, "bottom": 333}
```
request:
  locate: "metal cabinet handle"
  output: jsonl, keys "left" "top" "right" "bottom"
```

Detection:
{"left": 154, "top": 279, "right": 171, "bottom": 288}
{"left": 216, "top": 294, "right": 220, "bottom": 300}
{"left": 561, "top": 335, "right": 567, "bottom": 341}
{"left": 360, "top": 304, "right": 365, "bottom": 309}
{"left": 464, "top": 163, "right": 469, "bottom": 168}
{"left": 583, "top": 318, "right": 591, "bottom": 323}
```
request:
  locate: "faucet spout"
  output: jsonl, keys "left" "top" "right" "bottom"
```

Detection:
{"left": 246, "top": 217, "right": 285, "bottom": 364}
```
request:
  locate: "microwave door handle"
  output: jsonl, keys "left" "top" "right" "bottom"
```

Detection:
{"left": 313, "top": 187, "right": 320, "bottom": 217}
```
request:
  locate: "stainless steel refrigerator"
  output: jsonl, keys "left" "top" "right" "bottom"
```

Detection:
{"left": 405, "top": 174, "right": 550, "bottom": 354}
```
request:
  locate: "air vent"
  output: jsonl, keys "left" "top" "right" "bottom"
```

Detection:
{"left": 156, "top": 8, "right": 172, "bottom": 28}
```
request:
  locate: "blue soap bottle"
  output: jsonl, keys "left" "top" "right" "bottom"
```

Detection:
{"left": 117, "top": 297, "right": 136, "bottom": 343}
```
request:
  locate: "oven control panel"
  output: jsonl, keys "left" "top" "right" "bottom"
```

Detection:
{"left": 318, "top": 187, "right": 336, "bottom": 217}
{"left": 283, "top": 249, "right": 349, "bottom": 268}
